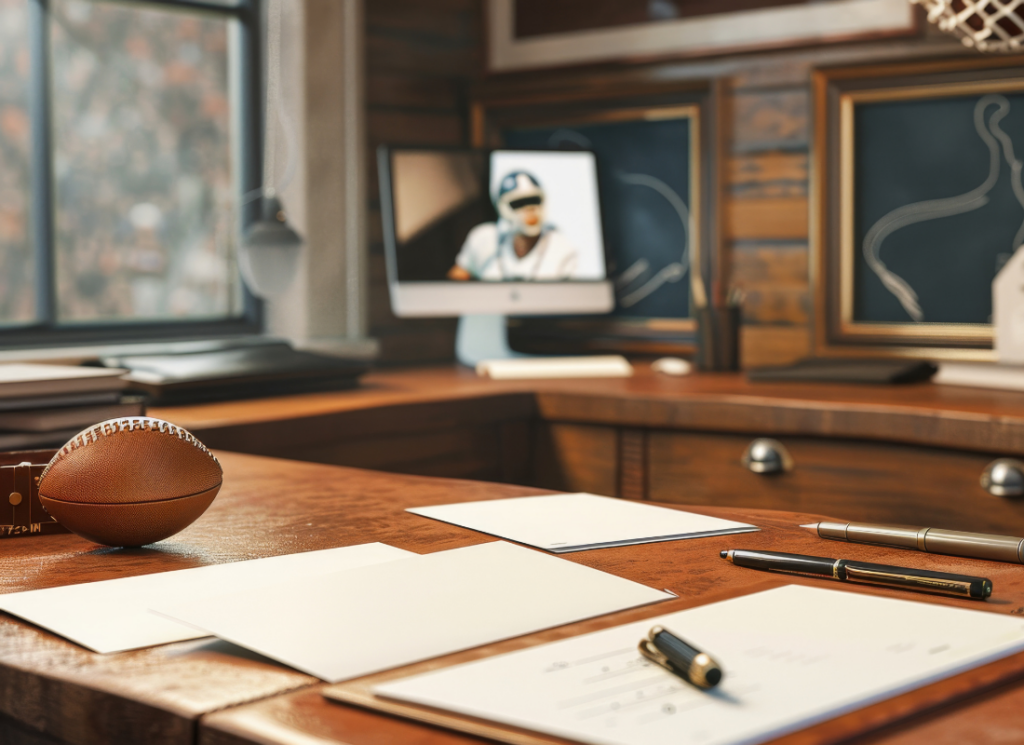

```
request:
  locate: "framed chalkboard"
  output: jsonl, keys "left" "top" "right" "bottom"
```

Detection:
{"left": 471, "top": 75, "right": 721, "bottom": 354}
{"left": 813, "top": 56, "right": 1024, "bottom": 361}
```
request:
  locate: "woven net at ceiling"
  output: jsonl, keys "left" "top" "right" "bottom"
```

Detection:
{"left": 913, "top": 0, "right": 1024, "bottom": 52}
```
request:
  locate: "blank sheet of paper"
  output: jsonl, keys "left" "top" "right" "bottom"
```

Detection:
{"left": 408, "top": 493, "right": 758, "bottom": 552}
{"left": 0, "top": 543, "right": 414, "bottom": 653}
{"left": 151, "top": 541, "right": 674, "bottom": 683}
{"left": 373, "top": 585, "right": 1024, "bottom": 745}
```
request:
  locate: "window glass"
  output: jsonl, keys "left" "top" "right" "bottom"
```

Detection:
{"left": 51, "top": 0, "right": 240, "bottom": 323}
{"left": 0, "top": 0, "right": 35, "bottom": 325}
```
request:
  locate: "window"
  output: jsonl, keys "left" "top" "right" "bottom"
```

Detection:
{"left": 0, "top": 0, "right": 260, "bottom": 348}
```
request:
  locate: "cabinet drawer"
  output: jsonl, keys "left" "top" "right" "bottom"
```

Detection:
{"left": 647, "top": 431, "right": 1024, "bottom": 534}
{"left": 531, "top": 422, "right": 619, "bottom": 496}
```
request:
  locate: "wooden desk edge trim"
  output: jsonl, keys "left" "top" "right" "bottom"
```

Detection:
{"left": 160, "top": 382, "right": 1024, "bottom": 458}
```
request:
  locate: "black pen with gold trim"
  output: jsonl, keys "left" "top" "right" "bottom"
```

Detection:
{"left": 721, "top": 549, "right": 993, "bottom": 600}
{"left": 638, "top": 626, "right": 723, "bottom": 689}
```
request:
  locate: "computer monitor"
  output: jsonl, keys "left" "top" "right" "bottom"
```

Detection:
{"left": 378, "top": 147, "right": 614, "bottom": 364}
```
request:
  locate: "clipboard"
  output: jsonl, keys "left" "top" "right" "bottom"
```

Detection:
{"left": 322, "top": 580, "right": 1024, "bottom": 745}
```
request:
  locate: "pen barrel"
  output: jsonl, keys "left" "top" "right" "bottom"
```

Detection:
{"left": 817, "top": 522, "right": 1024, "bottom": 564}
{"left": 648, "top": 628, "right": 722, "bottom": 689}
{"left": 923, "top": 530, "right": 1024, "bottom": 564}
{"left": 729, "top": 549, "right": 836, "bottom": 577}
{"left": 831, "top": 522, "right": 922, "bottom": 550}
{"left": 839, "top": 560, "right": 993, "bottom": 599}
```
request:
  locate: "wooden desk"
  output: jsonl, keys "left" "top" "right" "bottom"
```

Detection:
{"left": 4, "top": 452, "right": 1024, "bottom": 745}
{"left": 151, "top": 365, "right": 1024, "bottom": 533}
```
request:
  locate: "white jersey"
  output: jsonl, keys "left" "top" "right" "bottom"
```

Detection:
{"left": 454, "top": 223, "right": 578, "bottom": 281}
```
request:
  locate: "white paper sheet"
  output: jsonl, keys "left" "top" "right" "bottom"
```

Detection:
{"left": 374, "top": 585, "right": 1024, "bottom": 745}
{"left": 151, "top": 541, "right": 674, "bottom": 683}
{"left": 0, "top": 543, "right": 414, "bottom": 653}
{"left": 408, "top": 493, "right": 758, "bottom": 552}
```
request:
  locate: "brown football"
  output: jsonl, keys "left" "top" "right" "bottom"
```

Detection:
{"left": 37, "top": 417, "right": 223, "bottom": 547}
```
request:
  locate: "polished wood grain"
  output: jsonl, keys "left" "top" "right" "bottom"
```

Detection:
{"left": 530, "top": 422, "right": 619, "bottom": 496}
{"left": 741, "top": 325, "right": 812, "bottom": 368}
{"left": 726, "top": 197, "right": 809, "bottom": 241}
{"left": 197, "top": 489, "right": 1024, "bottom": 745}
{"left": 146, "top": 365, "right": 1024, "bottom": 533}
{"left": 646, "top": 431, "right": 1024, "bottom": 533}
{"left": 6, "top": 451, "right": 1024, "bottom": 745}
{"left": 151, "top": 365, "right": 1024, "bottom": 456}
{"left": 0, "top": 451, "right": 539, "bottom": 745}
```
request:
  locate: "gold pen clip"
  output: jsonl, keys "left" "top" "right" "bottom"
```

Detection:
{"left": 638, "top": 625, "right": 723, "bottom": 689}
{"left": 638, "top": 636, "right": 673, "bottom": 671}
{"left": 638, "top": 625, "right": 671, "bottom": 662}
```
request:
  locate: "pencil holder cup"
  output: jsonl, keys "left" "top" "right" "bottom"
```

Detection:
{"left": 696, "top": 306, "right": 741, "bottom": 372}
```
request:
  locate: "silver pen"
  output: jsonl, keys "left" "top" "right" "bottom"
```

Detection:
{"left": 802, "top": 521, "right": 1024, "bottom": 564}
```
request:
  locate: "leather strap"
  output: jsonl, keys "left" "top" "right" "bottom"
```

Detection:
{"left": 0, "top": 450, "right": 68, "bottom": 538}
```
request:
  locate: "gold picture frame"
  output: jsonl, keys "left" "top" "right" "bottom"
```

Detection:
{"left": 812, "top": 56, "right": 1024, "bottom": 361}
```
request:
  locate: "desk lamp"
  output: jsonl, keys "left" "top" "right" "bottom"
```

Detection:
{"left": 239, "top": 0, "right": 303, "bottom": 299}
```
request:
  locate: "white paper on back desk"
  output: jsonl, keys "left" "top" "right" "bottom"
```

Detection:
{"left": 151, "top": 541, "right": 673, "bottom": 683}
{"left": 407, "top": 493, "right": 758, "bottom": 552}
{"left": 0, "top": 543, "right": 413, "bottom": 653}
{"left": 371, "top": 585, "right": 1024, "bottom": 745}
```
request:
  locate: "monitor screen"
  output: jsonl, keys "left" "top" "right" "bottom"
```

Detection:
{"left": 380, "top": 147, "right": 613, "bottom": 317}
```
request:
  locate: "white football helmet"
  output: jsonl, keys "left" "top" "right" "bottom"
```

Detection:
{"left": 495, "top": 171, "right": 545, "bottom": 238}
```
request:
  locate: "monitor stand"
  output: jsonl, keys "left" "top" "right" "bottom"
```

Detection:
{"left": 455, "top": 314, "right": 526, "bottom": 367}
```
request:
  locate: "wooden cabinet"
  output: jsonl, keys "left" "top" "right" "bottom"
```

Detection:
{"left": 531, "top": 421, "right": 1024, "bottom": 533}
{"left": 157, "top": 367, "right": 1024, "bottom": 534}
{"left": 645, "top": 431, "right": 1023, "bottom": 534}
{"left": 530, "top": 422, "right": 619, "bottom": 496}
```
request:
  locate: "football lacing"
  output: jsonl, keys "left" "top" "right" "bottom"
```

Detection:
{"left": 38, "top": 417, "right": 220, "bottom": 482}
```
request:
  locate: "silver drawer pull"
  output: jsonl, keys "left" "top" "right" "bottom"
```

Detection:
{"left": 742, "top": 438, "right": 793, "bottom": 475}
{"left": 981, "top": 459, "right": 1024, "bottom": 498}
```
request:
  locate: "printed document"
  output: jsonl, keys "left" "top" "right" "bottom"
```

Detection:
{"left": 373, "top": 585, "right": 1024, "bottom": 745}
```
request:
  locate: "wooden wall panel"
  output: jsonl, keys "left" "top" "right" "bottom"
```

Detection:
{"left": 731, "top": 243, "right": 810, "bottom": 326}
{"left": 365, "top": 0, "right": 481, "bottom": 364}
{"left": 363, "top": 4, "right": 969, "bottom": 368}
{"left": 741, "top": 324, "right": 811, "bottom": 368}
{"left": 731, "top": 88, "right": 809, "bottom": 153}
{"left": 725, "top": 197, "right": 809, "bottom": 241}
{"left": 725, "top": 74, "right": 813, "bottom": 367}
{"left": 729, "top": 152, "right": 807, "bottom": 198}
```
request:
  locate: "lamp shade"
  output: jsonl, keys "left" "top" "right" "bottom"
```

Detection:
{"left": 239, "top": 196, "right": 303, "bottom": 298}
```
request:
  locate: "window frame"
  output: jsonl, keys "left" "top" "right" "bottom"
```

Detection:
{"left": 2, "top": 0, "right": 263, "bottom": 350}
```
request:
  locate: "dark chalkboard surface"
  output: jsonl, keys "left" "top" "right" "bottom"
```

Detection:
{"left": 504, "top": 114, "right": 694, "bottom": 320}
{"left": 852, "top": 92, "right": 1024, "bottom": 325}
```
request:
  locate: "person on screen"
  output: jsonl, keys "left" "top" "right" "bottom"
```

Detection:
{"left": 447, "top": 171, "right": 578, "bottom": 281}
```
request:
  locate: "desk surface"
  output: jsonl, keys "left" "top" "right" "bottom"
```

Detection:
{"left": 151, "top": 365, "right": 1024, "bottom": 456}
{"left": 4, "top": 452, "right": 1024, "bottom": 745}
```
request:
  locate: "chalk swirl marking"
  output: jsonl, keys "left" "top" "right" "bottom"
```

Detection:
{"left": 863, "top": 95, "right": 1024, "bottom": 321}
{"left": 545, "top": 129, "right": 692, "bottom": 309}
{"left": 614, "top": 172, "right": 691, "bottom": 308}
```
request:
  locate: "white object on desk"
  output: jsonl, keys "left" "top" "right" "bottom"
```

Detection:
{"left": 933, "top": 361, "right": 1024, "bottom": 392}
{"left": 651, "top": 357, "right": 693, "bottom": 376}
{"left": 994, "top": 245, "right": 1024, "bottom": 364}
{"left": 151, "top": 541, "right": 673, "bottom": 683}
{"left": 475, "top": 355, "right": 633, "bottom": 379}
{"left": 373, "top": 584, "right": 1024, "bottom": 745}
{"left": 0, "top": 543, "right": 413, "bottom": 653}
{"left": 408, "top": 492, "right": 757, "bottom": 553}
